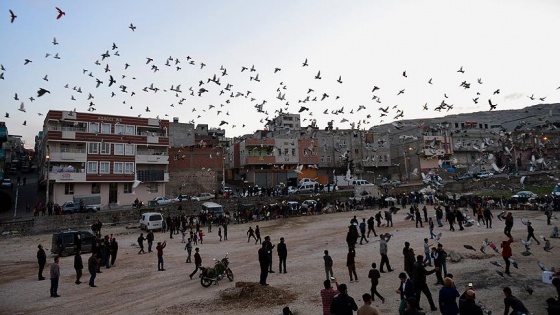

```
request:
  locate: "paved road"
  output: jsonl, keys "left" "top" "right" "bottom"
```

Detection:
{"left": 0, "top": 172, "right": 41, "bottom": 221}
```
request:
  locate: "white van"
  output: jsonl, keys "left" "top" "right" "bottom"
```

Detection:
{"left": 352, "top": 180, "right": 372, "bottom": 186}
{"left": 201, "top": 202, "right": 225, "bottom": 218}
{"left": 297, "top": 182, "right": 316, "bottom": 193}
{"left": 139, "top": 212, "right": 164, "bottom": 231}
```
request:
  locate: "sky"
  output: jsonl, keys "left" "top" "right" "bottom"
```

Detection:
{"left": 1, "top": 0, "right": 560, "bottom": 148}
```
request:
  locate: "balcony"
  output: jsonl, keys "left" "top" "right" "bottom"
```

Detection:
{"left": 135, "top": 154, "right": 169, "bottom": 164}
{"left": 49, "top": 171, "right": 87, "bottom": 182}
{"left": 136, "top": 169, "right": 168, "bottom": 182}
{"left": 245, "top": 138, "right": 275, "bottom": 146}
{"left": 49, "top": 149, "right": 87, "bottom": 162}
{"left": 245, "top": 156, "right": 276, "bottom": 164}
{"left": 147, "top": 135, "right": 159, "bottom": 143}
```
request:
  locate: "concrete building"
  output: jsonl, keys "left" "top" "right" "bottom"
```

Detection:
{"left": 40, "top": 110, "right": 169, "bottom": 207}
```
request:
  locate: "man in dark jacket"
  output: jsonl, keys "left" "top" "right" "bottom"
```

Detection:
{"left": 330, "top": 283, "right": 358, "bottom": 315}
{"left": 397, "top": 272, "right": 415, "bottom": 315}
{"left": 88, "top": 253, "right": 99, "bottom": 287}
{"left": 263, "top": 235, "right": 275, "bottom": 272}
{"left": 74, "top": 251, "right": 83, "bottom": 284}
{"left": 277, "top": 237, "right": 287, "bottom": 273}
{"left": 37, "top": 244, "right": 47, "bottom": 280}
{"left": 346, "top": 225, "right": 359, "bottom": 249}
{"left": 412, "top": 255, "right": 438, "bottom": 311}
{"left": 258, "top": 243, "right": 269, "bottom": 285}
{"left": 146, "top": 230, "right": 155, "bottom": 253}
{"left": 458, "top": 289, "right": 483, "bottom": 315}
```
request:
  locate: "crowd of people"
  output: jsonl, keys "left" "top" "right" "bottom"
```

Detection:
{"left": 33, "top": 192, "right": 560, "bottom": 314}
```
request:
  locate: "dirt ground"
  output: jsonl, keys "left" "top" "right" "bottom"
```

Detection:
{"left": 0, "top": 206, "right": 558, "bottom": 315}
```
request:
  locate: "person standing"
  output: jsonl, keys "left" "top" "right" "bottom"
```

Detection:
{"left": 330, "top": 283, "right": 358, "bottom": 315}
{"left": 321, "top": 278, "right": 339, "bottom": 315}
{"left": 88, "top": 253, "right": 99, "bottom": 287}
{"left": 412, "top": 255, "right": 438, "bottom": 311}
{"left": 367, "top": 216, "right": 377, "bottom": 237}
{"left": 258, "top": 243, "right": 270, "bottom": 286}
{"left": 74, "top": 251, "right": 83, "bottom": 284}
{"left": 264, "top": 235, "right": 275, "bottom": 273}
{"left": 428, "top": 218, "right": 437, "bottom": 239}
{"left": 324, "top": 250, "right": 334, "bottom": 281}
{"left": 368, "top": 262, "right": 385, "bottom": 303}
{"left": 185, "top": 238, "right": 192, "bottom": 263}
{"left": 422, "top": 205, "right": 428, "bottom": 223}
{"left": 447, "top": 209, "right": 456, "bottom": 231}
{"left": 50, "top": 256, "right": 61, "bottom": 297}
{"left": 218, "top": 227, "right": 222, "bottom": 241}
{"left": 483, "top": 207, "right": 493, "bottom": 228}
{"left": 146, "top": 230, "right": 155, "bottom": 253}
{"left": 138, "top": 233, "right": 146, "bottom": 254}
{"left": 110, "top": 237, "right": 118, "bottom": 266}
{"left": 397, "top": 272, "right": 415, "bottom": 315}
{"left": 277, "top": 237, "right": 287, "bottom": 273}
{"left": 222, "top": 222, "right": 228, "bottom": 241}
{"left": 432, "top": 247, "right": 444, "bottom": 285}
{"left": 438, "top": 277, "right": 460, "bottom": 315}
{"left": 436, "top": 206, "right": 444, "bottom": 227}
{"left": 37, "top": 244, "right": 47, "bottom": 281}
{"left": 379, "top": 234, "right": 393, "bottom": 273}
{"left": 503, "top": 287, "right": 529, "bottom": 315}
{"left": 526, "top": 221, "right": 540, "bottom": 245}
{"left": 458, "top": 289, "right": 483, "bottom": 315}
{"left": 347, "top": 247, "right": 358, "bottom": 282}
{"left": 255, "top": 225, "right": 262, "bottom": 244}
{"left": 189, "top": 247, "right": 202, "bottom": 279}
{"left": 415, "top": 207, "right": 423, "bottom": 228}
{"left": 247, "top": 226, "right": 257, "bottom": 243}
{"left": 359, "top": 218, "right": 369, "bottom": 245}
{"left": 504, "top": 212, "right": 514, "bottom": 238}
{"left": 156, "top": 240, "right": 167, "bottom": 271}
{"left": 357, "top": 293, "right": 380, "bottom": 315}
{"left": 501, "top": 237, "right": 514, "bottom": 275}
{"left": 347, "top": 225, "right": 359, "bottom": 249}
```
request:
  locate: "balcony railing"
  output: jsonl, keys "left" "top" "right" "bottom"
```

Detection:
{"left": 244, "top": 156, "right": 276, "bottom": 164}
{"left": 135, "top": 154, "right": 169, "bottom": 164}
{"left": 48, "top": 150, "right": 87, "bottom": 162}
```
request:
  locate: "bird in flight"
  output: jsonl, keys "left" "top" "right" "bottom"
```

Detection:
{"left": 302, "top": 58, "right": 308, "bottom": 67}
{"left": 314, "top": 71, "right": 321, "bottom": 79}
{"left": 129, "top": 23, "right": 136, "bottom": 31}
{"left": 52, "top": 37, "right": 59, "bottom": 45}
{"left": 37, "top": 88, "right": 50, "bottom": 97}
{"left": 24, "top": 59, "right": 32, "bottom": 65}
{"left": 9, "top": 9, "right": 17, "bottom": 23}
{"left": 457, "top": 66, "right": 465, "bottom": 73}
{"left": 55, "top": 7, "right": 65, "bottom": 19}
{"left": 488, "top": 99, "right": 497, "bottom": 110}
{"left": 337, "top": 76, "right": 342, "bottom": 84}
{"left": 402, "top": 70, "right": 407, "bottom": 77}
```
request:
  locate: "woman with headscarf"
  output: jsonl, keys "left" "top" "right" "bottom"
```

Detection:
{"left": 438, "top": 277, "right": 460, "bottom": 315}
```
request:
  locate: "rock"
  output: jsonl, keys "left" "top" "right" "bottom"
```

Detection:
{"left": 448, "top": 250, "right": 462, "bottom": 262}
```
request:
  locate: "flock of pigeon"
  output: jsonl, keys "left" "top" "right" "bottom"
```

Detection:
{"left": 4, "top": 7, "right": 560, "bottom": 141}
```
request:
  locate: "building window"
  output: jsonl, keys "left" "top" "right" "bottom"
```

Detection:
{"left": 125, "top": 144, "right": 135, "bottom": 155}
{"left": 100, "top": 142, "right": 110, "bottom": 155}
{"left": 326, "top": 156, "right": 331, "bottom": 162}
{"left": 125, "top": 125, "right": 135, "bottom": 135}
{"left": 88, "top": 122, "right": 99, "bottom": 133}
{"left": 354, "top": 149, "right": 359, "bottom": 154}
{"left": 114, "top": 143, "right": 124, "bottom": 155}
{"left": 87, "top": 161, "right": 98, "bottom": 174}
{"left": 149, "top": 183, "right": 158, "bottom": 193}
{"left": 320, "top": 156, "right": 324, "bottom": 162}
{"left": 64, "top": 183, "right": 74, "bottom": 195}
{"left": 284, "top": 148, "right": 288, "bottom": 156}
{"left": 91, "top": 183, "right": 101, "bottom": 194}
{"left": 101, "top": 123, "right": 111, "bottom": 134}
{"left": 99, "top": 161, "right": 110, "bottom": 174}
{"left": 88, "top": 142, "right": 99, "bottom": 154}
{"left": 115, "top": 124, "right": 125, "bottom": 135}
{"left": 114, "top": 162, "right": 124, "bottom": 174}
{"left": 291, "top": 149, "right": 296, "bottom": 156}
{"left": 123, "top": 183, "right": 133, "bottom": 194}
{"left": 124, "top": 162, "right": 135, "bottom": 174}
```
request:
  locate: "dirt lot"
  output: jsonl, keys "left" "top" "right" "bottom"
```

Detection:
{"left": 0, "top": 206, "right": 558, "bottom": 315}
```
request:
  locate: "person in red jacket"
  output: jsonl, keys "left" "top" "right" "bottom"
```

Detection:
{"left": 501, "top": 237, "right": 513, "bottom": 275}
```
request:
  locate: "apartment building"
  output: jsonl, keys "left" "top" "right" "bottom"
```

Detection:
{"left": 41, "top": 110, "right": 169, "bottom": 207}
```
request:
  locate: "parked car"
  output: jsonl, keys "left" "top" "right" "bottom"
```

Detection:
{"left": 380, "top": 179, "right": 401, "bottom": 187}
{"left": 301, "top": 200, "right": 318, "bottom": 213}
{"left": 152, "top": 196, "right": 172, "bottom": 205}
{"left": 7, "top": 167, "right": 17, "bottom": 175}
{"left": 51, "top": 231, "right": 96, "bottom": 256}
{"left": 287, "top": 186, "right": 299, "bottom": 194}
{"left": 171, "top": 194, "right": 189, "bottom": 202}
{"left": 457, "top": 173, "right": 474, "bottom": 181}
{"left": 61, "top": 201, "right": 99, "bottom": 214}
{"left": 352, "top": 180, "right": 372, "bottom": 186}
{"left": 139, "top": 212, "right": 164, "bottom": 231}
{"left": 475, "top": 171, "right": 494, "bottom": 179}
{"left": 286, "top": 201, "right": 300, "bottom": 213}
{"left": 192, "top": 193, "right": 214, "bottom": 201}
{"left": 1, "top": 179, "right": 13, "bottom": 189}
{"left": 512, "top": 191, "right": 538, "bottom": 200}
{"left": 321, "top": 184, "right": 338, "bottom": 192}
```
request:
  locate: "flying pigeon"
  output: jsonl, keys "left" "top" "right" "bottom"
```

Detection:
{"left": 37, "top": 88, "right": 50, "bottom": 97}
{"left": 523, "top": 282, "right": 533, "bottom": 295}
{"left": 463, "top": 245, "right": 476, "bottom": 251}
{"left": 496, "top": 270, "right": 504, "bottom": 278}
{"left": 129, "top": 23, "right": 136, "bottom": 31}
{"left": 508, "top": 258, "right": 519, "bottom": 269}
{"left": 521, "top": 250, "right": 533, "bottom": 256}
{"left": 435, "top": 233, "right": 442, "bottom": 241}
{"left": 9, "top": 9, "right": 16, "bottom": 23}
{"left": 55, "top": 7, "right": 65, "bottom": 19}
{"left": 490, "top": 261, "right": 503, "bottom": 268}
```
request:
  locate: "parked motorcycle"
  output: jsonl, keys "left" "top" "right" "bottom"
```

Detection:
{"left": 199, "top": 253, "right": 234, "bottom": 287}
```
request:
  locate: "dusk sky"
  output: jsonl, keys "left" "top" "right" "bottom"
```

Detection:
{"left": 1, "top": 0, "right": 559, "bottom": 148}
